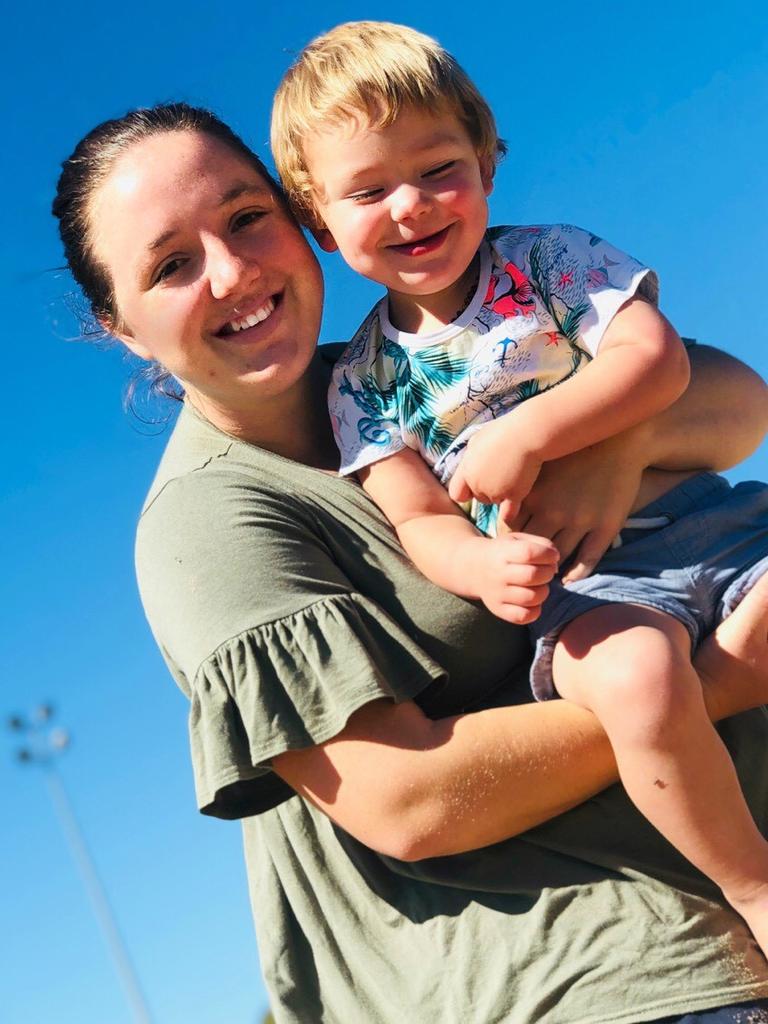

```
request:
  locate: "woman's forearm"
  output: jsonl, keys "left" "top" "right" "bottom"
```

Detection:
{"left": 392, "top": 699, "right": 618, "bottom": 859}
{"left": 273, "top": 568, "right": 768, "bottom": 862}
{"left": 273, "top": 696, "right": 617, "bottom": 860}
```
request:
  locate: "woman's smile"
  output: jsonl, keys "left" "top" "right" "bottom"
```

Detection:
{"left": 215, "top": 294, "right": 279, "bottom": 338}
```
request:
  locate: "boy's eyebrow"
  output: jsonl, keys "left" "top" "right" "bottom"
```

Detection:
{"left": 147, "top": 182, "right": 271, "bottom": 252}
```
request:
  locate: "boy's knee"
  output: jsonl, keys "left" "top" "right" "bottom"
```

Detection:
{"left": 555, "top": 618, "right": 699, "bottom": 738}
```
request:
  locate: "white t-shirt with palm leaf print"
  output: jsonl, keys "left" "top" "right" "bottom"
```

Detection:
{"left": 329, "top": 224, "right": 657, "bottom": 534}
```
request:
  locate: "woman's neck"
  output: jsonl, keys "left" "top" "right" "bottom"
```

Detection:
{"left": 187, "top": 353, "right": 339, "bottom": 470}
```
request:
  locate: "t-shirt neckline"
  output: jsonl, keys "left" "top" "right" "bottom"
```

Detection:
{"left": 378, "top": 240, "right": 493, "bottom": 351}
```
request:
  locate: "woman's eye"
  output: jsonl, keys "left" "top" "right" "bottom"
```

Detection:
{"left": 424, "top": 161, "right": 456, "bottom": 178}
{"left": 154, "top": 257, "right": 187, "bottom": 284}
{"left": 232, "top": 209, "right": 266, "bottom": 231}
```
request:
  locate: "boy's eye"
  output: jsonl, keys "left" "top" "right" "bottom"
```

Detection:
{"left": 424, "top": 161, "right": 456, "bottom": 178}
{"left": 349, "top": 188, "right": 383, "bottom": 203}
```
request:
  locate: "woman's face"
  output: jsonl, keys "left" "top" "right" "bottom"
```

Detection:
{"left": 89, "top": 130, "right": 324, "bottom": 414}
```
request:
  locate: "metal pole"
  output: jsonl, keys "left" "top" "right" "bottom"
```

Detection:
{"left": 43, "top": 766, "right": 154, "bottom": 1024}
{"left": 8, "top": 707, "right": 154, "bottom": 1024}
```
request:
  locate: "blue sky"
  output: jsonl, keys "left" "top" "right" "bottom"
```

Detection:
{"left": 2, "top": 2, "right": 767, "bottom": 1021}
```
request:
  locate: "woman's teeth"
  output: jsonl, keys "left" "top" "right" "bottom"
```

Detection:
{"left": 227, "top": 298, "right": 275, "bottom": 333}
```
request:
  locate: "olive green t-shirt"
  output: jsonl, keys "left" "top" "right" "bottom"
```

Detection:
{"left": 136, "top": 401, "right": 768, "bottom": 1024}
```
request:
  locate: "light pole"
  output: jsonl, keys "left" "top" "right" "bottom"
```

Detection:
{"left": 8, "top": 705, "right": 154, "bottom": 1024}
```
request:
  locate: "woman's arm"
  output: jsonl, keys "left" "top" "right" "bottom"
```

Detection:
{"left": 507, "top": 344, "right": 768, "bottom": 580}
{"left": 644, "top": 343, "right": 768, "bottom": 471}
{"left": 273, "top": 695, "right": 614, "bottom": 860}
{"left": 274, "top": 572, "right": 768, "bottom": 861}
{"left": 273, "top": 592, "right": 768, "bottom": 862}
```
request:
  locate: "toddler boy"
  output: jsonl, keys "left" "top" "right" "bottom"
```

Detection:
{"left": 272, "top": 20, "right": 768, "bottom": 953}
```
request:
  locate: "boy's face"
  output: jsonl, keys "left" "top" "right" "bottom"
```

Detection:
{"left": 304, "top": 104, "right": 493, "bottom": 318}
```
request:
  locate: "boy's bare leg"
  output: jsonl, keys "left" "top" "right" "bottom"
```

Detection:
{"left": 696, "top": 571, "right": 768, "bottom": 721}
{"left": 553, "top": 602, "right": 768, "bottom": 953}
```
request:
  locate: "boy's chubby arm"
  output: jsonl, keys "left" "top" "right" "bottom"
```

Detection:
{"left": 359, "top": 449, "right": 559, "bottom": 624}
{"left": 448, "top": 296, "right": 690, "bottom": 517}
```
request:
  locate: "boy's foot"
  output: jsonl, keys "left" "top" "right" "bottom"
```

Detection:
{"left": 695, "top": 572, "right": 768, "bottom": 719}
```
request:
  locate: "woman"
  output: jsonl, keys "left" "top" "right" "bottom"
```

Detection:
{"left": 53, "top": 103, "right": 768, "bottom": 1023}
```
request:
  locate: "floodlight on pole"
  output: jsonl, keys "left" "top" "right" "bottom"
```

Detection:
{"left": 8, "top": 705, "right": 154, "bottom": 1024}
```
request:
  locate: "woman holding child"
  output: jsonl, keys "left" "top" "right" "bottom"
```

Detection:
{"left": 53, "top": 21, "right": 768, "bottom": 1024}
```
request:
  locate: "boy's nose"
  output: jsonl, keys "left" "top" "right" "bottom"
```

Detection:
{"left": 390, "top": 185, "right": 431, "bottom": 223}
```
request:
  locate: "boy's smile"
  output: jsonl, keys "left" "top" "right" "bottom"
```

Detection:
{"left": 387, "top": 224, "right": 453, "bottom": 257}
{"left": 304, "top": 104, "right": 493, "bottom": 333}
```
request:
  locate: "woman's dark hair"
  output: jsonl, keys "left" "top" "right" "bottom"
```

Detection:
{"left": 52, "top": 102, "right": 283, "bottom": 404}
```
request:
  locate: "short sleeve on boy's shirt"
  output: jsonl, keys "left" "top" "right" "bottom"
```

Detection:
{"left": 502, "top": 224, "right": 659, "bottom": 354}
{"left": 328, "top": 224, "right": 657, "bottom": 481}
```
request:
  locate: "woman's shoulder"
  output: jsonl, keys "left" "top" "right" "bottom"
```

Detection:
{"left": 134, "top": 405, "right": 339, "bottom": 660}
{"left": 137, "top": 404, "right": 335, "bottom": 557}
{"left": 141, "top": 403, "right": 281, "bottom": 516}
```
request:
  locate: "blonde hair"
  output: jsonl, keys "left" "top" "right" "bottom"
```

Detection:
{"left": 271, "top": 21, "right": 505, "bottom": 225}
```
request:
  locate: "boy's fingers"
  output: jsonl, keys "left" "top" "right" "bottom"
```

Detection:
{"left": 503, "top": 562, "right": 557, "bottom": 586}
{"left": 501, "top": 584, "right": 550, "bottom": 608}
{"left": 498, "top": 498, "right": 521, "bottom": 525}
{"left": 493, "top": 602, "right": 542, "bottom": 625}
{"left": 448, "top": 469, "right": 471, "bottom": 503}
{"left": 501, "top": 533, "right": 559, "bottom": 564}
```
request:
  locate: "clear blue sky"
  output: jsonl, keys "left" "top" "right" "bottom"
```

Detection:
{"left": 2, "top": 2, "right": 767, "bottom": 1021}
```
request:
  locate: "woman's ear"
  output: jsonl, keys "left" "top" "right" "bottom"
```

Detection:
{"left": 310, "top": 225, "right": 339, "bottom": 253}
{"left": 98, "top": 315, "right": 154, "bottom": 361}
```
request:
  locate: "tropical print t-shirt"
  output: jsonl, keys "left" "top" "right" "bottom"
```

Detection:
{"left": 328, "top": 224, "right": 657, "bottom": 533}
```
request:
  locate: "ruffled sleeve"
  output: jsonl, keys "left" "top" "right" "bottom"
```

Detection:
{"left": 191, "top": 592, "right": 446, "bottom": 819}
{"left": 135, "top": 412, "right": 471, "bottom": 820}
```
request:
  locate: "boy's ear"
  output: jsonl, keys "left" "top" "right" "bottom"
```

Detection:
{"left": 480, "top": 158, "right": 495, "bottom": 198}
{"left": 310, "top": 225, "right": 339, "bottom": 253}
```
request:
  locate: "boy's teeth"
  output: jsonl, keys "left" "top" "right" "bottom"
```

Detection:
{"left": 228, "top": 298, "right": 275, "bottom": 332}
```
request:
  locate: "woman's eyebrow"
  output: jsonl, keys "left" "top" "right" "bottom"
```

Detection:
{"left": 217, "top": 182, "right": 271, "bottom": 205}
{"left": 146, "top": 183, "right": 271, "bottom": 254}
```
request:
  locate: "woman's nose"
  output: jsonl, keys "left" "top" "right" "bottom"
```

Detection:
{"left": 390, "top": 185, "right": 431, "bottom": 223}
{"left": 206, "top": 238, "right": 259, "bottom": 299}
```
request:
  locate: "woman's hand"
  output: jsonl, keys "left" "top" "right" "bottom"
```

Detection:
{"left": 503, "top": 344, "right": 768, "bottom": 582}
{"left": 503, "top": 426, "right": 648, "bottom": 582}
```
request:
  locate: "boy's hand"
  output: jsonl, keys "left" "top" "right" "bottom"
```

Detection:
{"left": 448, "top": 419, "right": 543, "bottom": 517}
{"left": 471, "top": 533, "right": 559, "bottom": 624}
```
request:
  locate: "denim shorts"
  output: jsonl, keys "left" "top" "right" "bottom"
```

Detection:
{"left": 530, "top": 472, "right": 768, "bottom": 700}
{"left": 653, "top": 998, "right": 768, "bottom": 1023}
